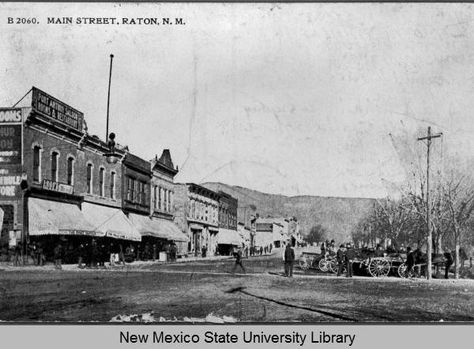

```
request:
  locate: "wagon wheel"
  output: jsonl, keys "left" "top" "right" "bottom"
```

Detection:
{"left": 327, "top": 259, "right": 338, "bottom": 274}
{"left": 299, "top": 255, "right": 311, "bottom": 271}
{"left": 318, "top": 258, "right": 329, "bottom": 272}
{"left": 398, "top": 263, "right": 410, "bottom": 278}
{"left": 328, "top": 260, "right": 346, "bottom": 275}
{"left": 368, "top": 258, "right": 391, "bottom": 277}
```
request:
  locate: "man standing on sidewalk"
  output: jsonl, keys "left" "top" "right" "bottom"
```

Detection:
{"left": 336, "top": 244, "right": 346, "bottom": 276}
{"left": 345, "top": 243, "right": 355, "bottom": 278}
{"left": 284, "top": 241, "right": 295, "bottom": 277}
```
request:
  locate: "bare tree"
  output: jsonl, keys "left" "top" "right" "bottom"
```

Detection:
{"left": 442, "top": 174, "right": 474, "bottom": 278}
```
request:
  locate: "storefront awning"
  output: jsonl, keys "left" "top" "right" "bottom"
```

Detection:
{"left": 160, "top": 219, "right": 188, "bottom": 242}
{"left": 29, "top": 198, "right": 100, "bottom": 237}
{"left": 82, "top": 203, "right": 141, "bottom": 242}
{"left": 189, "top": 223, "right": 203, "bottom": 230}
{"left": 217, "top": 228, "right": 241, "bottom": 246}
{"left": 128, "top": 213, "right": 168, "bottom": 240}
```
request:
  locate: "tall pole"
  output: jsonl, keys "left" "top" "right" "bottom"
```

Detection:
{"left": 106, "top": 54, "right": 114, "bottom": 141}
{"left": 417, "top": 126, "right": 442, "bottom": 280}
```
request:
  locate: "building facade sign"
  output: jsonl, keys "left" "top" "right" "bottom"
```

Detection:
{"left": 0, "top": 108, "right": 22, "bottom": 123}
{"left": 32, "top": 87, "right": 84, "bottom": 132}
{"left": 0, "top": 108, "right": 22, "bottom": 200}
{"left": 42, "top": 179, "right": 74, "bottom": 195}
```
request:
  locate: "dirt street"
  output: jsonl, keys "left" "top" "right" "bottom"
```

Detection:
{"left": 0, "top": 254, "right": 473, "bottom": 322}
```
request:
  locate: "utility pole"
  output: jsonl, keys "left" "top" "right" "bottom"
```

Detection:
{"left": 106, "top": 54, "right": 114, "bottom": 141}
{"left": 417, "top": 126, "right": 442, "bottom": 280}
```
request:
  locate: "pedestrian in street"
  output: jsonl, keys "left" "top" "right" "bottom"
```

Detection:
{"left": 345, "top": 243, "right": 355, "bottom": 278}
{"left": 78, "top": 243, "right": 85, "bottom": 268}
{"left": 444, "top": 249, "right": 453, "bottom": 279}
{"left": 232, "top": 247, "right": 246, "bottom": 274}
{"left": 13, "top": 242, "right": 22, "bottom": 266}
{"left": 152, "top": 243, "right": 157, "bottom": 261}
{"left": 54, "top": 243, "right": 63, "bottom": 270}
{"left": 118, "top": 244, "right": 126, "bottom": 265}
{"left": 30, "top": 242, "right": 38, "bottom": 265}
{"left": 405, "top": 247, "right": 415, "bottom": 277}
{"left": 170, "top": 243, "right": 177, "bottom": 262}
{"left": 284, "top": 241, "right": 295, "bottom": 277}
{"left": 37, "top": 243, "right": 44, "bottom": 266}
{"left": 336, "top": 244, "right": 346, "bottom": 276}
{"left": 201, "top": 245, "right": 207, "bottom": 258}
{"left": 90, "top": 239, "right": 98, "bottom": 268}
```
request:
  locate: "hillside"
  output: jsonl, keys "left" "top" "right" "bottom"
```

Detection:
{"left": 201, "top": 182, "right": 375, "bottom": 243}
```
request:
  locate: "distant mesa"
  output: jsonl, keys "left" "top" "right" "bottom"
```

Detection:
{"left": 201, "top": 182, "right": 375, "bottom": 243}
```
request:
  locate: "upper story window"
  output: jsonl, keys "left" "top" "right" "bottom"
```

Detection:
{"left": 163, "top": 189, "right": 168, "bottom": 211}
{"left": 51, "top": 151, "right": 59, "bottom": 182}
{"left": 127, "top": 177, "right": 134, "bottom": 202}
{"left": 168, "top": 191, "right": 172, "bottom": 212}
{"left": 99, "top": 167, "right": 105, "bottom": 197}
{"left": 86, "top": 163, "right": 93, "bottom": 194}
{"left": 153, "top": 186, "right": 157, "bottom": 209}
{"left": 33, "top": 146, "right": 41, "bottom": 182}
{"left": 158, "top": 187, "right": 162, "bottom": 210}
{"left": 67, "top": 157, "right": 74, "bottom": 185}
{"left": 139, "top": 181, "right": 146, "bottom": 205}
{"left": 110, "top": 171, "right": 116, "bottom": 199}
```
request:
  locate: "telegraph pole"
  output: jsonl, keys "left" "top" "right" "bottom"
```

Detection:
{"left": 106, "top": 54, "right": 114, "bottom": 141}
{"left": 417, "top": 126, "right": 442, "bottom": 280}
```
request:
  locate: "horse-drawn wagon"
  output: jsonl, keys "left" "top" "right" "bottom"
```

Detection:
{"left": 298, "top": 248, "right": 447, "bottom": 278}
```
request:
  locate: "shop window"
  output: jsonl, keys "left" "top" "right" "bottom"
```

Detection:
{"left": 33, "top": 146, "right": 41, "bottom": 182}
{"left": 51, "top": 151, "right": 59, "bottom": 182}
{"left": 67, "top": 157, "right": 74, "bottom": 185}
{"left": 86, "top": 163, "right": 93, "bottom": 194}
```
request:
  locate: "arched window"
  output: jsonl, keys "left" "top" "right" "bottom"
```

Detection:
{"left": 67, "top": 157, "right": 74, "bottom": 185}
{"left": 33, "top": 146, "right": 41, "bottom": 182}
{"left": 86, "top": 163, "right": 93, "bottom": 194}
{"left": 110, "top": 171, "right": 116, "bottom": 199}
{"left": 99, "top": 167, "right": 105, "bottom": 197}
{"left": 51, "top": 151, "right": 59, "bottom": 182}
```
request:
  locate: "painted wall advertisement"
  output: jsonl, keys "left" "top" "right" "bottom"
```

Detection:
{"left": 0, "top": 108, "right": 22, "bottom": 199}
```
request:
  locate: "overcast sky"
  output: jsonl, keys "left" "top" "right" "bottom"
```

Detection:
{"left": 1, "top": 3, "right": 474, "bottom": 198}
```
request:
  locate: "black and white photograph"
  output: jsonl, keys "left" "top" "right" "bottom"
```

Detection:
{"left": 0, "top": 2, "right": 473, "bottom": 326}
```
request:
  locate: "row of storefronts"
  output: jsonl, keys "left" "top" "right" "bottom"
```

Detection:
{"left": 0, "top": 87, "right": 252, "bottom": 262}
{"left": 0, "top": 87, "right": 303, "bottom": 263}
{"left": 0, "top": 88, "right": 187, "bottom": 261}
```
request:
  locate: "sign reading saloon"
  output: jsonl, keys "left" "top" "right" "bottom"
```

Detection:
{"left": 0, "top": 108, "right": 22, "bottom": 199}
{"left": 31, "top": 87, "right": 84, "bottom": 132}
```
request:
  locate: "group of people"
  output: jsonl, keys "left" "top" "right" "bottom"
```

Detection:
{"left": 335, "top": 243, "right": 356, "bottom": 277}
{"left": 5, "top": 239, "right": 180, "bottom": 269}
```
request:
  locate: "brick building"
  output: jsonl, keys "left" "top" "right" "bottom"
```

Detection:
{"left": 0, "top": 87, "right": 146, "bottom": 261}
{"left": 216, "top": 191, "right": 240, "bottom": 255}
{"left": 148, "top": 150, "right": 188, "bottom": 257}
{"left": 174, "top": 183, "right": 219, "bottom": 256}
